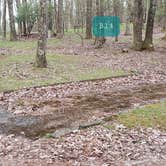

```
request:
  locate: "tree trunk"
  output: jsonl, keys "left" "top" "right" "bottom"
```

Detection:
{"left": 162, "top": 0, "right": 166, "bottom": 31}
{"left": 95, "top": 0, "right": 106, "bottom": 48}
{"left": 22, "top": 0, "right": 27, "bottom": 35}
{"left": 0, "top": 0, "right": 2, "bottom": 35}
{"left": 113, "top": 0, "right": 120, "bottom": 42}
{"left": 35, "top": 0, "right": 47, "bottom": 68}
{"left": 125, "top": 23, "right": 131, "bottom": 36}
{"left": 48, "top": 0, "right": 53, "bottom": 31}
{"left": 15, "top": 0, "right": 22, "bottom": 35}
{"left": 52, "top": 0, "right": 57, "bottom": 35}
{"left": 7, "top": 0, "right": 17, "bottom": 41}
{"left": 64, "top": 0, "right": 70, "bottom": 33}
{"left": 75, "top": 0, "right": 81, "bottom": 32}
{"left": 133, "top": 0, "right": 144, "bottom": 51}
{"left": 124, "top": 0, "right": 132, "bottom": 36}
{"left": 23, "top": 21, "right": 27, "bottom": 35}
{"left": 143, "top": 0, "right": 157, "bottom": 50}
{"left": 57, "top": 0, "right": 64, "bottom": 38}
{"left": 2, "top": 0, "right": 6, "bottom": 39}
{"left": 81, "top": 0, "right": 86, "bottom": 33}
{"left": 69, "top": 0, "right": 74, "bottom": 29}
{"left": 85, "top": 0, "right": 92, "bottom": 39}
{"left": 145, "top": 0, "right": 150, "bottom": 24}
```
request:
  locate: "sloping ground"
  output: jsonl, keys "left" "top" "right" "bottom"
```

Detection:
{"left": 0, "top": 31, "right": 166, "bottom": 165}
{"left": 0, "top": 124, "right": 165, "bottom": 165}
{"left": 0, "top": 80, "right": 166, "bottom": 138}
{"left": 1, "top": 73, "right": 166, "bottom": 114}
{"left": 0, "top": 73, "right": 166, "bottom": 165}
{"left": 0, "top": 32, "right": 166, "bottom": 92}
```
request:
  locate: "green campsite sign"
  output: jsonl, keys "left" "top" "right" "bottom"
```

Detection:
{"left": 92, "top": 16, "right": 120, "bottom": 37}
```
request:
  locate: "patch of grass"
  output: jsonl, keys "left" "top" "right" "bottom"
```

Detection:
{"left": 0, "top": 38, "right": 61, "bottom": 50}
{"left": 0, "top": 53, "right": 127, "bottom": 91}
{"left": 77, "top": 68, "right": 126, "bottom": 81}
{"left": 44, "top": 133, "right": 54, "bottom": 139}
{"left": 103, "top": 124, "right": 115, "bottom": 130}
{"left": 64, "top": 28, "right": 85, "bottom": 35}
{"left": 0, "top": 40, "right": 37, "bottom": 50}
{"left": 117, "top": 101, "right": 166, "bottom": 131}
{"left": 120, "top": 23, "right": 133, "bottom": 33}
{"left": 47, "top": 38, "right": 60, "bottom": 46}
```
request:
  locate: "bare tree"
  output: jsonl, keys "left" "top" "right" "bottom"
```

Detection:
{"left": 57, "top": 0, "right": 64, "bottom": 38}
{"left": 0, "top": 0, "right": 1, "bottom": 35}
{"left": 48, "top": 0, "right": 53, "bottom": 32}
{"left": 85, "top": 0, "right": 92, "bottom": 39}
{"left": 69, "top": 0, "right": 74, "bottom": 29}
{"left": 22, "top": 0, "right": 27, "bottom": 35}
{"left": 35, "top": 0, "right": 47, "bottom": 68}
{"left": 7, "top": 0, "right": 17, "bottom": 41}
{"left": 64, "top": 0, "right": 70, "bottom": 32}
{"left": 143, "top": 0, "right": 157, "bottom": 50}
{"left": 124, "top": 0, "right": 132, "bottom": 36}
{"left": 2, "top": 0, "right": 6, "bottom": 39}
{"left": 95, "top": 0, "right": 106, "bottom": 48}
{"left": 52, "top": 0, "right": 57, "bottom": 35}
{"left": 162, "top": 0, "right": 166, "bottom": 31}
{"left": 113, "top": 0, "right": 120, "bottom": 42}
{"left": 15, "top": 0, "right": 22, "bottom": 35}
{"left": 133, "top": 0, "right": 144, "bottom": 51}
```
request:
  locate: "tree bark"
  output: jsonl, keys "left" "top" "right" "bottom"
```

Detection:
{"left": 15, "top": 0, "right": 22, "bottom": 35}
{"left": 22, "top": 0, "right": 27, "bottom": 35}
{"left": 95, "top": 0, "right": 106, "bottom": 48}
{"left": 0, "top": 0, "right": 2, "bottom": 35}
{"left": 57, "top": 0, "right": 64, "bottom": 38}
{"left": 48, "top": 0, "right": 53, "bottom": 31}
{"left": 85, "top": 0, "right": 92, "bottom": 39}
{"left": 81, "top": 0, "right": 86, "bottom": 33}
{"left": 52, "top": 0, "right": 57, "bottom": 35}
{"left": 143, "top": 0, "right": 157, "bottom": 50}
{"left": 124, "top": 0, "right": 132, "bottom": 36}
{"left": 133, "top": 0, "right": 144, "bottom": 51}
{"left": 162, "top": 0, "right": 166, "bottom": 31}
{"left": 64, "top": 0, "right": 70, "bottom": 32}
{"left": 69, "top": 0, "right": 74, "bottom": 29}
{"left": 35, "top": 0, "right": 47, "bottom": 68}
{"left": 145, "top": 0, "right": 150, "bottom": 24}
{"left": 7, "top": 0, "right": 17, "bottom": 41}
{"left": 113, "top": 0, "right": 120, "bottom": 42}
{"left": 2, "top": 0, "right": 6, "bottom": 39}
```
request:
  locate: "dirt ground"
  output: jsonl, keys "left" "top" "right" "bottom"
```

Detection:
{"left": 0, "top": 30, "right": 166, "bottom": 165}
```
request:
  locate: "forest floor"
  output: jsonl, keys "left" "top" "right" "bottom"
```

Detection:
{"left": 0, "top": 29, "right": 165, "bottom": 91}
{"left": 0, "top": 29, "right": 166, "bottom": 165}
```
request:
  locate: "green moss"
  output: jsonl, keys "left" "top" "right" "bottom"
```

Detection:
{"left": 117, "top": 101, "right": 166, "bottom": 131}
{"left": 44, "top": 133, "right": 54, "bottom": 138}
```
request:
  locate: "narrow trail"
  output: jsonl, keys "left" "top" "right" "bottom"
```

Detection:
{"left": 0, "top": 82, "right": 166, "bottom": 139}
